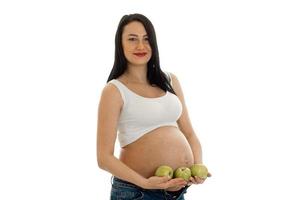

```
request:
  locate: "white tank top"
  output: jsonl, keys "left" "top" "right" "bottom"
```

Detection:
{"left": 108, "top": 72, "right": 183, "bottom": 147}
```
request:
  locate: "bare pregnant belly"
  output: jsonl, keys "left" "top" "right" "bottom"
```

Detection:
{"left": 119, "top": 126, "right": 195, "bottom": 178}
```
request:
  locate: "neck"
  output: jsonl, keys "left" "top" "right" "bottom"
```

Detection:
{"left": 124, "top": 64, "right": 148, "bottom": 84}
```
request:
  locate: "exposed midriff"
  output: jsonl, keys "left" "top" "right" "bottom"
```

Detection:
{"left": 119, "top": 125, "right": 195, "bottom": 178}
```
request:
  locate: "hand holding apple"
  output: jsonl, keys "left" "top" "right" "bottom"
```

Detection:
{"left": 190, "top": 164, "right": 208, "bottom": 178}
{"left": 145, "top": 174, "right": 186, "bottom": 190}
{"left": 153, "top": 164, "right": 211, "bottom": 188}
{"left": 188, "top": 164, "right": 211, "bottom": 185}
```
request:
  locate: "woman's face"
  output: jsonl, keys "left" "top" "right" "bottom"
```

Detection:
{"left": 122, "top": 21, "right": 152, "bottom": 66}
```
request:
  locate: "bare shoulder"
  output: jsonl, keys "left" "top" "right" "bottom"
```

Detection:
{"left": 168, "top": 72, "right": 182, "bottom": 91}
{"left": 99, "top": 82, "right": 123, "bottom": 110}
{"left": 168, "top": 72, "right": 186, "bottom": 101}
{"left": 168, "top": 72, "right": 179, "bottom": 82}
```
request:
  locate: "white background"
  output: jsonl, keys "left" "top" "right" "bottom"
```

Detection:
{"left": 1, "top": 0, "right": 299, "bottom": 199}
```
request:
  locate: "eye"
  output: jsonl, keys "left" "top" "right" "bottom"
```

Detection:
{"left": 144, "top": 38, "right": 149, "bottom": 41}
{"left": 128, "top": 38, "right": 137, "bottom": 41}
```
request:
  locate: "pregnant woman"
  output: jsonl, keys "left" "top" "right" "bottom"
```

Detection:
{"left": 97, "top": 13, "right": 210, "bottom": 200}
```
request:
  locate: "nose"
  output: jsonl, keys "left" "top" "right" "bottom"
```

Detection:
{"left": 136, "top": 40, "right": 146, "bottom": 50}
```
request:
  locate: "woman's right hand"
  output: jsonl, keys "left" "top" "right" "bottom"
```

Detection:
{"left": 142, "top": 176, "right": 187, "bottom": 190}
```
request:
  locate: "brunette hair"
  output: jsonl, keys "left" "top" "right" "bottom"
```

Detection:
{"left": 106, "top": 13, "right": 176, "bottom": 95}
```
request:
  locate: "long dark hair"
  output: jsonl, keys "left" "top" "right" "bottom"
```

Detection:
{"left": 106, "top": 13, "right": 176, "bottom": 95}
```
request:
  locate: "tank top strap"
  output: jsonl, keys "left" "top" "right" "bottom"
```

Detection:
{"left": 108, "top": 79, "right": 127, "bottom": 106}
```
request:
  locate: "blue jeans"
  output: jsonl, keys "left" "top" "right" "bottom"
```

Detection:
{"left": 110, "top": 176, "right": 189, "bottom": 200}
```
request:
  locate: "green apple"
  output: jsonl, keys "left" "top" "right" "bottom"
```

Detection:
{"left": 190, "top": 164, "right": 208, "bottom": 179}
{"left": 174, "top": 167, "right": 191, "bottom": 181}
{"left": 155, "top": 165, "right": 173, "bottom": 178}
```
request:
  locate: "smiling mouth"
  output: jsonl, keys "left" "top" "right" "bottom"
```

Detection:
{"left": 133, "top": 53, "right": 147, "bottom": 57}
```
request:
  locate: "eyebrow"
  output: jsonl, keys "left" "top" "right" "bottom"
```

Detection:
{"left": 127, "top": 34, "right": 148, "bottom": 37}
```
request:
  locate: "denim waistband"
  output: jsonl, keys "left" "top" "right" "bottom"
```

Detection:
{"left": 111, "top": 176, "right": 189, "bottom": 199}
{"left": 111, "top": 176, "right": 143, "bottom": 189}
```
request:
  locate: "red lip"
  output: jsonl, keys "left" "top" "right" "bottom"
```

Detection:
{"left": 133, "top": 52, "right": 147, "bottom": 57}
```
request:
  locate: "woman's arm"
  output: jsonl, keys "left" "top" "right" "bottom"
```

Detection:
{"left": 171, "top": 72, "right": 213, "bottom": 184}
{"left": 97, "top": 83, "right": 187, "bottom": 189}
{"left": 97, "top": 83, "right": 150, "bottom": 187}
{"left": 170, "top": 73, "right": 203, "bottom": 164}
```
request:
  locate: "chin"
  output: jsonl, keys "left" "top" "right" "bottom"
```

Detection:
{"left": 129, "top": 60, "right": 150, "bottom": 66}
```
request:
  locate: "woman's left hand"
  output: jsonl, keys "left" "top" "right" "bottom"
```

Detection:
{"left": 187, "top": 172, "right": 212, "bottom": 186}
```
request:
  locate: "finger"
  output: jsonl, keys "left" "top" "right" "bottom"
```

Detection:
{"left": 189, "top": 177, "right": 197, "bottom": 184}
{"left": 198, "top": 179, "right": 205, "bottom": 184}
{"left": 194, "top": 176, "right": 205, "bottom": 184}
{"left": 207, "top": 172, "right": 212, "bottom": 177}
{"left": 194, "top": 177, "right": 201, "bottom": 184}
{"left": 172, "top": 178, "right": 187, "bottom": 185}
{"left": 160, "top": 176, "right": 171, "bottom": 183}
{"left": 172, "top": 177, "right": 186, "bottom": 182}
{"left": 170, "top": 178, "right": 187, "bottom": 185}
{"left": 167, "top": 178, "right": 187, "bottom": 188}
{"left": 187, "top": 182, "right": 193, "bottom": 186}
{"left": 167, "top": 186, "right": 183, "bottom": 191}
